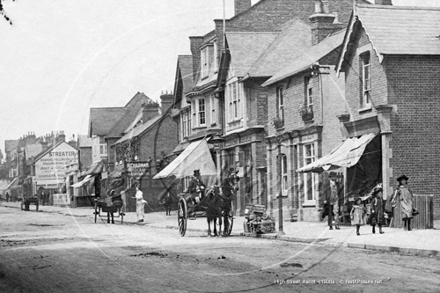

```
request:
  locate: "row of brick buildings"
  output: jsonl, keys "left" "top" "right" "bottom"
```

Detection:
{"left": 18, "top": 0, "right": 438, "bottom": 221}
{"left": 166, "top": 0, "right": 440, "bottom": 221}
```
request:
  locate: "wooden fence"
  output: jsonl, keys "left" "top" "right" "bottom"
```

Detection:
{"left": 390, "top": 194, "right": 434, "bottom": 229}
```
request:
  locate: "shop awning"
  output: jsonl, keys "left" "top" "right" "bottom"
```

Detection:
{"left": 71, "top": 175, "right": 93, "bottom": 188}
{"left": 296, "top": 133, "right": 377, "bottom": 173}
{"left": 153, "top": 138, "right": 217, "bottom": 179}
{"left": 83, "top": 160, "right": 104, "bottom": 176}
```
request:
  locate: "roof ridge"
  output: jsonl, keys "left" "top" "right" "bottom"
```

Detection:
{"left": 226, "top": 32, "right": 279, "bottom": 35}
{"left": 357, "top": 4, "right": 440, "bottom": 11}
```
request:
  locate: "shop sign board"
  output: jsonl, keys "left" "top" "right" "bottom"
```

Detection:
{"left": 127, "top": 161, "right": 150, "bottom": 178}
{"left": 35, "top": 142, "right": 78, "bottom": 184}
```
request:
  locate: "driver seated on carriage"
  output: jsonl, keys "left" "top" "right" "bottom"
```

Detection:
{"left": 186, "top": 170, "right": 206, "bottom": 204}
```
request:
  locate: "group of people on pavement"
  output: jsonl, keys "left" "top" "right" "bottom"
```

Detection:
{"left": 325, "top": 171, "right": 415, "bottom": 236}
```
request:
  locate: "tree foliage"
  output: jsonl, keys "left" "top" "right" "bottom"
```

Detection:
{"left": 0, "top": 0, "right": 15, "bottom": 25}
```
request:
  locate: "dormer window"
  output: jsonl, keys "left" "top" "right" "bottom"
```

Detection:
{"left": 360, "top": 51, "right": 371, "bottom": 108}
{"left": 201, "top": 42, "right": 216, "bottom": 79}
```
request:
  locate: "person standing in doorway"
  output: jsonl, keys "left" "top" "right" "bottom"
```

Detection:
{"left": 392, "top": 175, "right": 414, "bottom": 231}
{"left": 6, "top": 192, "right": 9, "bottom": 202}
{"left": 325, "top": 172, "right": 340, "bottom": 230}
{"left": 132, "top": 183, "right": 147, "bottom": 223}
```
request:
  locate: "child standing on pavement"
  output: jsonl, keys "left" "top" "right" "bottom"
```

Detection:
{"left": 350, "top": 197, "right": 366, "bottom": 236}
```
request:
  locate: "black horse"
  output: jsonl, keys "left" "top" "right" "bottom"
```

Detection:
{"left": 205, "top": 172, "right": 240, "bottom": 236}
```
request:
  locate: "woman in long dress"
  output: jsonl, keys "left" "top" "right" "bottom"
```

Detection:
{"left": 392, "top": 175, "right": 414, "bottom": 231}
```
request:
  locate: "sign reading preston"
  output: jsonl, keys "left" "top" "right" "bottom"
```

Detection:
{"left": 35, "top": 142, "right": 78, "bottom": 183}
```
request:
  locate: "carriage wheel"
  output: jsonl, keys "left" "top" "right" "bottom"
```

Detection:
{"left": 225, "top": 202, "right": 234, "bottom": 236}
{"left": 178, "top": 198, "right": 188, "bottom": 237}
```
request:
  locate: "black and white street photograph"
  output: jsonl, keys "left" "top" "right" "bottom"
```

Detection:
{"left": 1, "top": 0, "right": 440, "bottom": 292}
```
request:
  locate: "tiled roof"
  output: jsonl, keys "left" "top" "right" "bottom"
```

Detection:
{"left": 114, "top": 115, "right": 162, "bottom": 145}
{"left": 226, "top": 32, "right": 278, "bottom": 77}
{"left": 78, "top": 135, "right": 92, "bottom": 148}
{"left": 89, "top": 107, "right": 127, "bottom": 137}
{"left": 249, "top": 19, "right": 312, "bottom": 77}
{"left": 179, "top": 55, "right": 194, "bottom": 94}
{"left": 25, "top": 144, "right": 43, "bottom": 159}
{"left": 5, "top": 140, "right": 18, "bottom": 152}
{"left": 338, "top": 4, "right": 440, "bottom": 70}
{"left": 263, "top": 29, "right": 346, "bottom": 86}
{"left": 106, "top": 107, "right": 144, "bottom": 139}
{"left": 124, "top": 92, "right": 153, "bottom": 108}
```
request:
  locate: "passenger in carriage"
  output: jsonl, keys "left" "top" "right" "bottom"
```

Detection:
{"left": 186, "top": 170, "right": 206, "bottom": 204}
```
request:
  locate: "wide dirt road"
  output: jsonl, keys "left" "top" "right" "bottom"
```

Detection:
{"left": 1, "top": 205, "right": 440, "bottom": 293}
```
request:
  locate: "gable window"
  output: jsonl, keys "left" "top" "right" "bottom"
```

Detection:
{"left": 281, "top": 154, "right": 288, "bottom": 195}
{"left": 276, "top": 86, "right": 284, "bottom": 121}
{"left": 227, "top": 81, "right": 243, "bottom": 122}
{"left": 210, "top": 95, "right": 217, "bottom": 125}
{"left": 181, "top": 110, "right": 190, "bottom": 139}
{"left": 100, "top": 144, "right": 107, "bottom": 155}
{"left": 198, "top": 98, "right": 206, "bottom": 126}
{"left": 361, "top": 52, "right": 371, "bottom": 108}
{"left": 305, "top": 76, "right": 313, "bottom": 113}
{"left": 201, "top": 47, "right": 208, "bottom": 78}
{"left": 303, "top": 143, "right": 316, "bottom": 203}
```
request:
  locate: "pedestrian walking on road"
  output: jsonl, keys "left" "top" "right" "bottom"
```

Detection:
{"left": 350, "top": 197, "right": 366, "bottom": 236}
{"left": 132, "top": 183, "right": 147, "bottom": 223}
{"left": 325, "top": 172, "right": 340, "bottom": 230}
{"left": 392, "top": 175, "right": 414, "bottom": 231}
{"left": 368, "top": 184, "right": 386, "bottom": 234}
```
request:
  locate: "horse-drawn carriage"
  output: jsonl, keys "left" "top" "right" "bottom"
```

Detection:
{"left": 176, "top": 174, "right": 238, "bottom": 237}
{"left": 153, "top": 138, "right": 238, "bottom": 237}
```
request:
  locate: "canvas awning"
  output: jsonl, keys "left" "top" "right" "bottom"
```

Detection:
{"left": 296, "top": 133, "right": 377, "bottom": 173}
{"left": 71, "top": 175, "right": 93, "bottom": 188}
{"left": 153, "top": 139, "right": 217, "bottom": 179}
{"left": 83, "top": 160, "right": 104, "bottom": 176}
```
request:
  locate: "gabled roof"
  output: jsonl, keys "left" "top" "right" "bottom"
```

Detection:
{"left": 226, "top": 32, "right": 278, "bottom": 77}
{"left": 106, "top": 107, "right": 144, "bottom": 139}
{"left": 25, "top": 144, "right": 43, "bottom": 159}
{"left": 124, "top": 92, "right": 152, "bottom": 108}
{"left": 33, "top": 141, "right": 76, "bottom": 163}
{"left": 263, "top": 29, "right": 346, "bottom": 86}
{"left": 5, "top": 140, "right": 18, "bottom": 153}
{"left": 248, "top": 19, "right": 312, "bottom": 77}
{"left": 173, "top": 55, "right": 193, "bottom": 109}
{"left": 89, "top": 107, "right": 127, "bottom": 137}
{"left": 113, "top": 115, "right": 162, "bottom": 145}
{"left": 337, "top": 4, "right": 440, "bottom": 71}
{"left": 179, "top": 56, "right": 194, "bottom": 94}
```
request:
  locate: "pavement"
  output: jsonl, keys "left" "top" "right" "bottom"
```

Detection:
{"left": 2, "top": 201, "right": 440, "bottom": 257}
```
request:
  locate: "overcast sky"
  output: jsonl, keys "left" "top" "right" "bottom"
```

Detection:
{"left": 0, "top": 0, "right": 439, "bottom": 155}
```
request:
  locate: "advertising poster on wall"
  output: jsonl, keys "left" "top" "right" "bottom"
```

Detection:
{"left": 35, "top": 142, "right": 78, "bottom": 186}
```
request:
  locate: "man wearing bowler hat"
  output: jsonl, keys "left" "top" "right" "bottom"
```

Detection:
{"left": 325, "top": 172, "right": 340, "bottom": 230}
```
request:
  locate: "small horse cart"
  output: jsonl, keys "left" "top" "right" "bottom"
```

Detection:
{"left": 93, "top": 176, "right": 126, "bottom": 224}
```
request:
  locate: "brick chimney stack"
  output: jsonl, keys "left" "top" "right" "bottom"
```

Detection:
{"left": 160, "top": 91, "right": 174, "bottom": 113}
{"left": 309, "top": 0, "right": 345, "bottom": 46}
{"left": 189, "top": 36, "right": 204, "bottom": 82}
{"left": 56, "top": 131, "right": 66, "bottom": 143}
{"left": 142, "top": 101, "right": 160, "bottom": 123}
{"left": 234, "top": 0, "right": 252, "bottom": 16}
